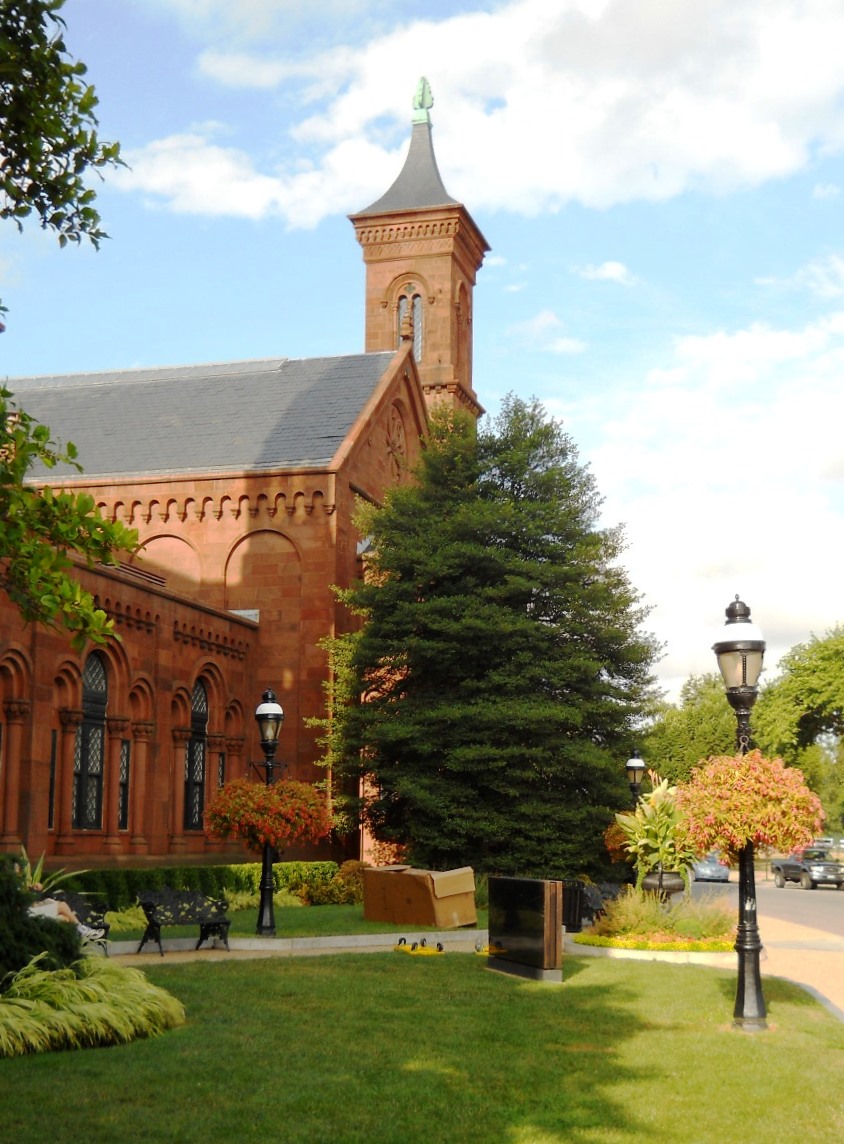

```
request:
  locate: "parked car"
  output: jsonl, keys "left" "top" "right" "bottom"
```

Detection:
{"left": 771, "top": 848, "right": 844, "bottom": 890}
{"left": 691, "top": 852, "right": 730, "bottom": 882}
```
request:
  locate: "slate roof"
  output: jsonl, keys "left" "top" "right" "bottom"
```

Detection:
{"left": 351, "top": 119, "right": 458, "bottom": 217}
{"left": 5, "top": 353, "right": 396, "bottom": 480}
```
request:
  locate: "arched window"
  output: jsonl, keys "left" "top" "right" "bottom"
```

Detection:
{"left": 73, "top": 653, "right": 107, "bottom": 829}
{"left": 396, "top": 290, "right": 423, "bottom": 360}
{"left": 184, "top": 680, "right": 208, "bottom": 830}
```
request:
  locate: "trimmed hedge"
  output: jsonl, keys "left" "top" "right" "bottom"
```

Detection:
{"left": 65, "top": 861, "right": 340, "bottom": 910}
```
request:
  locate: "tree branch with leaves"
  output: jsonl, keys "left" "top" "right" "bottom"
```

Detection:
{"left": 0, "top": 388, "right": 136, "bottom": 649}
{"left": 0, "top": 0, "right": 123, "bottom": 317}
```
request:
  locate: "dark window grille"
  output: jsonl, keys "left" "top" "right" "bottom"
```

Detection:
{"left": 118, "top": 739, "right": 131, "bottom": 830}
{"left": 48, "top": 729, "right": 57, "bottom": 829}
{"left": 73, "top": 653, "right": 107, "bottom": 829}
{"left": 217, "top": 752, "right": 226, "bottom": 788}
{"left": 184, "top": 680, "right": 208, "bottom": 830}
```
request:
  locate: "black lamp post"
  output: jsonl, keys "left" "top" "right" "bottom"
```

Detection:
{"left": 253, "top": 688, "right": 284, "bottom": 937}
{"left": 712, "top": 596, "right": 767, "bottom": 1031}
{"left": 625, "top": 750, "right": 645, "bottom": 805}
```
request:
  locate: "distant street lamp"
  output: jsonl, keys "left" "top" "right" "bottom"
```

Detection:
{"left": 625, "top": 750, "right": 645, "bottom": 805}
{"left": 253, "top": 689, "right": 285, "bottom": 937}
{"left": 713, "top": 596, "right": 767, "bottom": 1030}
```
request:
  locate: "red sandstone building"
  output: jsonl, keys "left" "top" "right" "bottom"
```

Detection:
{"left": 0, "top": 85, "right": 488, "bottom": 866}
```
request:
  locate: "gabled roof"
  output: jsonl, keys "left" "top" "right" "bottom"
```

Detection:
{"left": 6, "top": 353, "right": 396, "bottom": 480}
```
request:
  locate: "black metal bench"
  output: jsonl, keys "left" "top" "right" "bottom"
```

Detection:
{"left": 52, "top": 890, "right": 111, "bottom": 955}
{"left": 136, "top": 888, "right": 230, "bottom": 956}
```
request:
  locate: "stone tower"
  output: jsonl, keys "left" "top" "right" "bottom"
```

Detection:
{"left": 350, "top": 78, "right": 489, "bottom": 417}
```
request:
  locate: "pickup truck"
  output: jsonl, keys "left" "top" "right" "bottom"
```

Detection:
{"left": 771, "top": 848, "right": 844, "bottom": 890}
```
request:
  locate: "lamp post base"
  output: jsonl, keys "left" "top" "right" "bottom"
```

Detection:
{"left": 256, "top": 840, "right": 276, "bottom": 937}
{"left": 734, "top": 841, "right": 766, "bottom": 1030}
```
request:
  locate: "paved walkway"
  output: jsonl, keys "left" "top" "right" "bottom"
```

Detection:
{"left": 110, "top": 907, "right": 844, "bottom": 1023}
{"left": 753, "top": 912, "right": 844, "bottom": 1020}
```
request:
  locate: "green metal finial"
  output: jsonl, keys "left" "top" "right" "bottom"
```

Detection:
{"left": 412, "top": 77, "right": 433, "bottom": 124}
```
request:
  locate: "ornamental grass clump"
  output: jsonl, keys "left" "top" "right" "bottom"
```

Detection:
{"left": 0, "top": 954, "right": 185, "bottom": 1057}
{"left": 204, "top": 776, "right": 332, "bottom": 854}
{"left": 676, "top": 750, "right": 824, "bottom": 863}
{"left": 579, "top": 886, "right": 735, "bottom": 951}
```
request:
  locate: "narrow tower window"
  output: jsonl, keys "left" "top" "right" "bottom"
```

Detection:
{"left": 396, "top": 289, "right": 423, "bottom": 360}
{"left": 184, "top": 680, "right": 208, "bottom": 830}
{"left": 73, "top": 652, "right": 108, "bottom": 829}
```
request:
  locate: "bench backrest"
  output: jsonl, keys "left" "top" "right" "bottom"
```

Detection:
{"left": 137, "top": 888, "right": 228, "bottom": 926}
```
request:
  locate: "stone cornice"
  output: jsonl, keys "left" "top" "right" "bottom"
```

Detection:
{"left": 172, "top": 622, "right": 249, "bottom": 661}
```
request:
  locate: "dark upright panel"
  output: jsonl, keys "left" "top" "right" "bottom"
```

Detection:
{"left": 487, "top": 876, "right": 563, "bottom": 982}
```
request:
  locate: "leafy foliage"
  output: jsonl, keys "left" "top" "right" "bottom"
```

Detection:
{"left": 614, "top": 778, "right": 697, "bottom": 889}
{"left": 676, "top": 750, "right": 824, "bottom": 863}
{"left": 642, "top": 674, "right": 737, "bottom": 782}
{"left": 15, "top": 846, "right": 84, "bottom": 895}
{"left": 0, "top": 389, "right": 137, "bottom": 647}
{"left": 294, "top": 860, "right": 370, "bottom": 905}
{"left": 0, "top": 954, "right": 185, "bottom": 1057}
{"left": 0, "top": 0, "right": 122, "bottom": 315}
{"left": 204, "top": 777, "right": 332, "bottom": 854}
{"left": 322, "top": 396, "right": 658, "bottom": 876}
{"left": 754, "top": 626, "right": 844, "bottom": 831}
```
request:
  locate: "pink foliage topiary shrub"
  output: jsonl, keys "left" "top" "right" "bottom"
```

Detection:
{"left": 676, "top": 750, "right": 824, "bottom": 864}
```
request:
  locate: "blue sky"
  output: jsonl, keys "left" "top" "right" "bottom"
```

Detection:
{"left": 3, "top": 0, "right": 844, "bottom": 701}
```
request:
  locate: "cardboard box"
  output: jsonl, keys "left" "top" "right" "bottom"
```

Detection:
{"left": 363, "top": 865, "right": 477, "bottom": 928}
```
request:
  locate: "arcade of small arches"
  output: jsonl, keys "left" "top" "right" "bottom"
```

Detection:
{"left": 90, "top": 488, "right": 337, "bottom": 526}
{"left": 0, "top": 640, "right": 248, "bottom": 859}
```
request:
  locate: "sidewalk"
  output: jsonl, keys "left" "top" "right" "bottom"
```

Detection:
{"left": 755, "top": 913, "right": 844, "bottom": 1021}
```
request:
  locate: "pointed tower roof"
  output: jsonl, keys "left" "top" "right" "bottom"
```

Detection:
{"left": 350, "top": 80, "right": 489, "bottom": 419}
{"left": 353, "top": 78, "right": 459, "bottom": 216}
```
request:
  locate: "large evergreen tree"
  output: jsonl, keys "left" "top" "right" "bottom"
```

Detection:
{"left": 325, "top": 397, "right": 658, "bottom": 876}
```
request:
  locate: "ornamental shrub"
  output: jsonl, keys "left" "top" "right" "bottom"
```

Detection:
{"left": 676, "top": 750, "right": 824, "bottom": 863}
{"left": 0, "top": 955, "right": 185, "bottom": 1057}
{"left": 295, "top": 860, "right": 370, "bottom": 905}
{"left": 614, "top": 778, "right": 697, "bottom": 889}
{"left": 205, "top": 777, "right": 332, "bottom": 854}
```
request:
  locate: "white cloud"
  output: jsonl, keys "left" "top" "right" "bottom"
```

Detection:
{"left": 575, "top": 260, "right": 637, "bottom": 285}
{"left": 756, "top": 253, "right": 844, "bottom": 299}
{"left": 508, "top": 309, "right": 586, "bottom": 354}
{"left": 119, "top": 0, "right": 844, "bottom": 227}
{"left": 580, "top": 311, "right": 844, "bottom": 699}
{"left": 117, "top": 129, "right": 399, "bottom": 227}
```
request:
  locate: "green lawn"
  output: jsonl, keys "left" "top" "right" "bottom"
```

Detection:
{"left": 1, "top": 953, "right": 843, "bottom": 1143}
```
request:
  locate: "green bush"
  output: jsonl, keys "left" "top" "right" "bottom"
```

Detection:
{"left": 296, "top": 861, "right": 369, "bottom": 905}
